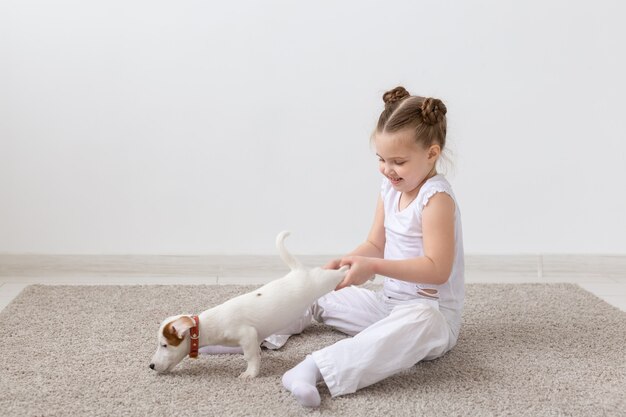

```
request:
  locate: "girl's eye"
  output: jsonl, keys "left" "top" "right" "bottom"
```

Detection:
{"left": 396, "top": 161, "right": 405, "bottom": 166}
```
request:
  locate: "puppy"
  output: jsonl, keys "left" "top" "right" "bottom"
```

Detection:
{"left": 149, "top": 231, "right": 349, "bottom": 377}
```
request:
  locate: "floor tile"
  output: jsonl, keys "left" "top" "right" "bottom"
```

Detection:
{"left": 0, "top": 255, "right": 221, "bottom": 278}
{"left": 542, "top": 255, "right": 626, "bottom": 280}
{"left": 217, "top": 276, "right": 276, "bottom": 285}
{"left": 217, "top": 255, "right": 334, "bottom": 278}
{"left": 465, "top": 255, "right": 540, "bottom": 280}
{"left": 596, "top": 296, "right": 626, "bottom": 312}
{"left": 577, "top": 282, "right": 626, "bottom": 296}
{"left": 609, "top": 275, "right": 626, "bottom": 283}
{"left": 0, "top": 284, "right": 28, "bottom": 308}
{"left": 0, "top": 276, "right": 217, "bottom": 286}
{"left": 465, "top": 275, "right": 540, "bottom": 284}
{"left": 538, "top": 275, "right": 618, "bottom": 284}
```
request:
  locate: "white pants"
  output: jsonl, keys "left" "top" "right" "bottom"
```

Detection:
{"left": 264, "top": 286, "right": 453, "bottom": 397}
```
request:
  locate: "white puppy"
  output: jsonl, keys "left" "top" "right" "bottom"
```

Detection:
{"left": 149, "top": 231, "right": 349, "bottom": 377}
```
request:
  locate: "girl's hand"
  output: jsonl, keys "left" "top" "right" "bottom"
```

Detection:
{"left": 335, "top": 256, "right": 377, "bottom": 290}
{"left": 323, "top": 258, "right": 342, "bottom": 270}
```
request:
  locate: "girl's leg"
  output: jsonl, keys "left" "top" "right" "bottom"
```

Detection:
{"left": 313, "top": 286, "right": 390, "bottom": 335}
{"left": 282, "top": 287, "right": 391, "bottom": 406}
{"left": 311, "top": 302, "right": 451, "bottom": 398}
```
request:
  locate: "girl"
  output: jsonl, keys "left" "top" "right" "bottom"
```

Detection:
{"left": 276, "top": 86, "right": 465, "bottom": 407}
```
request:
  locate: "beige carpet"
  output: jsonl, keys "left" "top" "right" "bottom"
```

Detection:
{"left": 0, "top": 283, "right": 624, "bottom": 416}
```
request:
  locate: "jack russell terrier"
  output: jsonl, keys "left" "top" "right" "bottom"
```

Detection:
{"left": 149, "top": 231, "right": 349, "bottom": 377}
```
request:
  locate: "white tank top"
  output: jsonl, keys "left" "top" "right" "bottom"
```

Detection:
{"left": 381, "top": 174, "right": 465, "bottom": 340}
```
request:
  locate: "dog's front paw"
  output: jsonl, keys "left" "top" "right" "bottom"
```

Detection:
{"left": 238, "top": 370, "right": 258, "bottom": 379}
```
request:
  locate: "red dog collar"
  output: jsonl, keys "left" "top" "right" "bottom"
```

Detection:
{"left": 189, "top": 315, "right": 200, "bottom": 358}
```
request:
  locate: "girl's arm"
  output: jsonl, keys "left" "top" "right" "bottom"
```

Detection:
{"left": 324, "top": 195, "right": 385, "bottom": 268}
{"left": 336, "top": 192, "right": 455, "bottom": 289}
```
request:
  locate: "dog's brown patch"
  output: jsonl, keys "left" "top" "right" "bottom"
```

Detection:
{"left": 162, "top": 317, "right": 194, "bottom": 347}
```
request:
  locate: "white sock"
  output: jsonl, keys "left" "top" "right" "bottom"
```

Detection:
{"left": 282, "top": 355, "right": 323, "bottom": 408}
{"left": 198, "top": 345, "right": 243, "bottom": 355}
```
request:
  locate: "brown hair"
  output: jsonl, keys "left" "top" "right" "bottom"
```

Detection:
{"left": 375, "top": 86, "right": 447, "bottom": 151}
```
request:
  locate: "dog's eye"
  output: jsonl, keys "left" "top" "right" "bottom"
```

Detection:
{"left": 162, "top": 344, "right": 167, "bottom": 348}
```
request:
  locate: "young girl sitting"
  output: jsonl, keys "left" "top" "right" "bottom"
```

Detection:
{"left": 278, "top": 86, "right": 465, "bottom": 407}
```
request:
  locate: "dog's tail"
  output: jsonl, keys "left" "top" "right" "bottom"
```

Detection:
{"left": 276, "top": 231, "right": 304, "bottom": 271}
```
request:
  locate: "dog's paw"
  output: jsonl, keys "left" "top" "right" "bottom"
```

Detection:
{"left": 238, "top": 370, "right": 258, "bottom": 379}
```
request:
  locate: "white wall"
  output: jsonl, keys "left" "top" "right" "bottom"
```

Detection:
{"left": 1, "top": 1, "right": 625, "bottom": 255}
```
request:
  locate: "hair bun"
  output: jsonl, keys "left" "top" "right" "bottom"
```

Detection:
{"left": 383, "top": 86, "right": 410, "bottom": 106}
{"left": 421, "top": 97, "right": 447, "bottom": 125}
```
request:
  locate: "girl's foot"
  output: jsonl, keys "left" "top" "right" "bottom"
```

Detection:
{"left": 282, "top": 355, "right": 323, "bottom": 407}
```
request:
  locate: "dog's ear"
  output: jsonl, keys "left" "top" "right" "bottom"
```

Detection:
{"left": 170, "top": 316, "right": 195, "bottom": 339}
{"left": 163, "top": 316, "right": 195, "bottom": 345}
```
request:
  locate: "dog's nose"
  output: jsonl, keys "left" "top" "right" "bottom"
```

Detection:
{"left": 149, "top": 363, "right": 155, "bottom": 370}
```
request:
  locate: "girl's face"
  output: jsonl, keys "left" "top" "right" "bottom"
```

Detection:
{"left": 374, "top": 129, "right": 439, "bottom": 196}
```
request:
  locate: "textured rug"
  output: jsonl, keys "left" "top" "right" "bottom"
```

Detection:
{"left": 0, "top": 283, "right": 624, "bottom": 416}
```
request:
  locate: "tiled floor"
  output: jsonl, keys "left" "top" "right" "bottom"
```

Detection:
{"left": 0, "top": 255, "right": 625, "bottom": 312}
